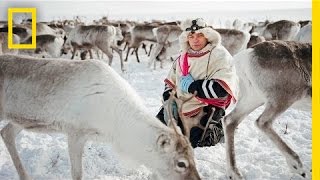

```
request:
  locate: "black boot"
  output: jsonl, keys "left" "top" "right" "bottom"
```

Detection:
{"left": 196, "top": 107, "right": 225, "bottom": 147}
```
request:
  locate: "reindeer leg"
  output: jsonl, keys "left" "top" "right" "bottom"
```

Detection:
{"left": 95, "top": 49, "right": 100, "bottom": 59}
{"left": 223, "top": 95, "right": 263, "bottom": 180}
{"left": 148, "top": 44, "right": 163, "bottom": 69}
{"left": 100, "top": 47, "right": 113, "bottom": 66}
{"left": 111, "top": 45, "right": 124, "bottom": 72}
{"left": 123, "top": 42, "right": 128, "bottom": 51}
{"left": 255, "top": 101, "right": 306, "bottom": 178}
{"left": 130, "top": 48, "right": 135, "bottom": 55}
{"left": 142, "top": 43, "right": 148, "bottom": 54}
{"left": 68, "top": 133, "right": 87, "bottom": 180}
{"left": 124, "top": 47, "right": 131, "bottom": 62}
{"left": 148, "top": 44, "right": 154, "bottom": 57}
{"left": 1, "top": 123, "right": 31, "bottom": 180}
{"left": 71, "top": 47, "right": 77, "bottom": 59}
{"left": 89, "top": 49, "right": 93, "bottom": 59}
{"left": 134, "top": 48, "right": 140, "bottom": 63}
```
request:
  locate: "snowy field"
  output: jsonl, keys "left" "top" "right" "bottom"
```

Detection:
{"left": 0, "top": 1, "right": 312, "bottom": 180}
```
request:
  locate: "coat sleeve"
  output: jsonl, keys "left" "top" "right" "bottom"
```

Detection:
{"left": 188, "top": 79, "right": 228, "bottom": 99}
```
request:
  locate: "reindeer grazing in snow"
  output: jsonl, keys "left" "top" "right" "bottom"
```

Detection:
{"left": 0, "top": 54, "right": 201, "bottom": 180}
{"left": 63, "top": 25, "right": 124, "bottom": 71}
{"left": 223, "top": 40, "right": 311, "bottom": 179}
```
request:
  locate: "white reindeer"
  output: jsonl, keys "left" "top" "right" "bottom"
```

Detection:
{"left": 63, "top": 25, "right": 124, "bottom": 71}
{"left": 0, "top": 54, "right": 201, "bottom": 180}
{"left": 294, "top": 23, "right": 311, "bottom": 44}
{"left": 223, "top": 40, "right": 311, "bottom": 179}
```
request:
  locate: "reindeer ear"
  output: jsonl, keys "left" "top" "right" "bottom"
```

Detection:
{"left": 157, "top": 134, "right": 174, "bottom": 152}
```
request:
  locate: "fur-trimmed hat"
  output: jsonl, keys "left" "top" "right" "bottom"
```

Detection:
{"left": 179, "top": 18, "right": 221, "bottom": 52}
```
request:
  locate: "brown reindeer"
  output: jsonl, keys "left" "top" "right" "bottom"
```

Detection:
{"left": 250, "top": 20, "right": 300, "bottom": 41}
{"left": 125, "top": 24, "right": 157, "bottom": 62}
{"left": 223, "top": 40, "right": 311, "bottom": 179}
{"left": 247, "top": 34, "right": 265, "bottom": 48}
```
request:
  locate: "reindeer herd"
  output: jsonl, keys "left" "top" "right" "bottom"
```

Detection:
{"left": 0, "top": 16, "right": 312, "bottom": 180}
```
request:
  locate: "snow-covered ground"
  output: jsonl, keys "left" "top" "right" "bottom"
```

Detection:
{"left": 0, "top": 1, "right": 312, "bottom": 180}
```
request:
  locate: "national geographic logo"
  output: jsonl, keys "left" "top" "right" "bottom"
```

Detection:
{"left": 8, "top": 8, "right": 36, "bottom": 49}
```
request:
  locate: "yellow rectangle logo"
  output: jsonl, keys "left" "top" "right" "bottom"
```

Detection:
{"left": 8, "top": 8, "right": 37, "bottom": 49}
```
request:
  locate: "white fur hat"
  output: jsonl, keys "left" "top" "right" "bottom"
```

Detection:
{"left": 179, "top": 18, "right": 221, "bottom": 52}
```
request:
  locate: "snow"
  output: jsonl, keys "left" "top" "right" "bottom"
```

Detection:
{"left": 0, "top": 1, "right": 312, "bottom": 180}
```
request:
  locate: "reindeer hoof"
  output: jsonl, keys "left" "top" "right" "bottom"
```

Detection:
{"left": 227, "top": 169, "right": 244, "bottom": 180}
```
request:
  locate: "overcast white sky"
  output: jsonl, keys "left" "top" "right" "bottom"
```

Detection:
{"left": 0, "top": 1, "right": 312, "bottom": 21}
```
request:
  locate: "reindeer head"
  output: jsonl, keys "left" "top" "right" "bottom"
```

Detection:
{"left": 150, "top": 90, "right": 205, "bottom": 180}
{"left": 154, "top": 128, "right": 201, "bottom": 180}
{"left": 114, "top": 26, "right": 124, "bottom": 41}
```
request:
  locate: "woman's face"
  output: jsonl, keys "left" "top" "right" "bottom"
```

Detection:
{"left": 187, "top": 32, "right": 208, "bottom": 51}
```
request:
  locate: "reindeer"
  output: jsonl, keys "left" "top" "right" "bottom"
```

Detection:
{"left": 0, "top": 32, "right": 20, "bottom": 55}
{"left": 0, "top": 26, "right": 30, "bottom": 42}
{"left": 298, "top": 20, "right": 311, "bottom": 28}
{"left": 215, "top": 28, "right": 250, "bottom": 55}
{"left": 19, "top": 34, "right": 64, "bottom": 58}
{"left": 125, "top": 24, "right": 157, "bottom": 62}
{"left": 250, "top": 20, "right": 300, "bottom": 41}
{"left": 222, "top": 40, "right": 311, "bottom": 179}
{"left": 294, "top": 23, "right": 311, "bottom": 44}
{"left": 62, "top": 25, "right": 124, "bottom": 71}
{"left": 0, "top": 54, "right": 201, "bottom": 180}
{"left": 247, "top": 34, "right": 265, "bottom": 48}
{"left": 148, "top": 24, "right": 182, "bottom": 69}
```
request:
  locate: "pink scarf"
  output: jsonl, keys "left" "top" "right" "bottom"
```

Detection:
{"left": 178, "top": 53, "right": 232, "bottom": 109}
{"left": 179, "top": 53, "right": 189, "bottom": 76}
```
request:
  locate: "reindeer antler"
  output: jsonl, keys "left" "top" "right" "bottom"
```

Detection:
{"left": 162, "top": 90, "right": 182, "bottom": 135}
{"left": 164, "top": 91, "right": 214, "bottom": 139}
